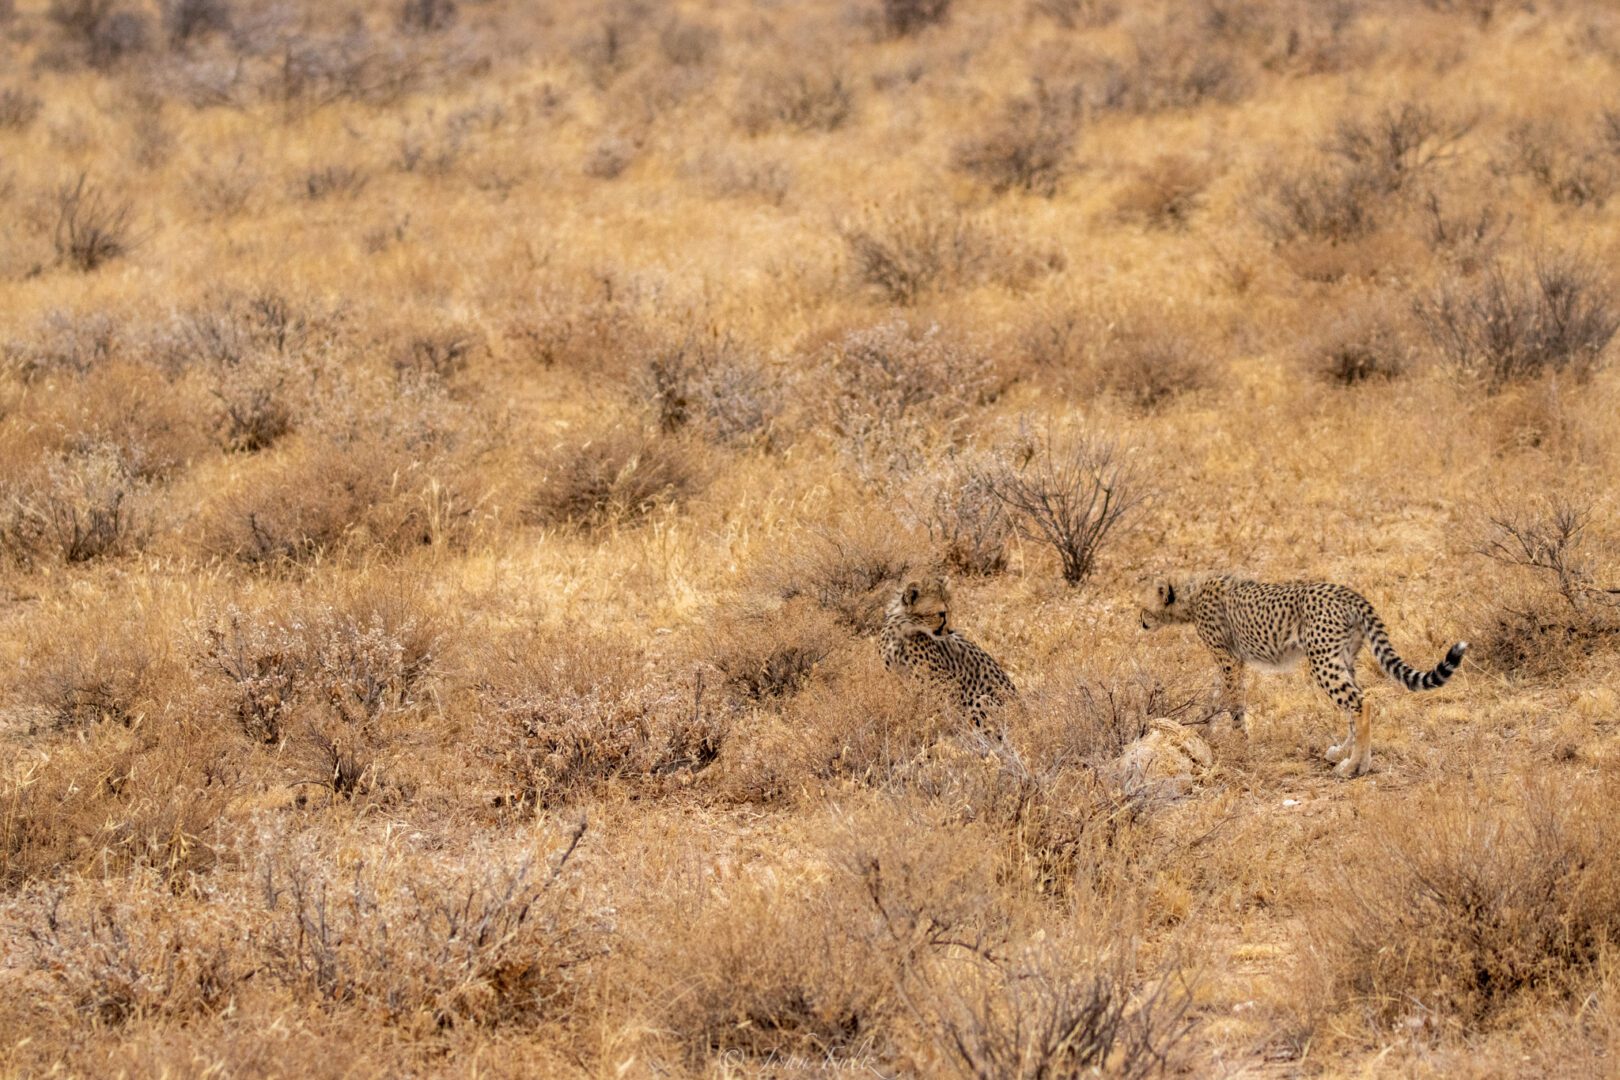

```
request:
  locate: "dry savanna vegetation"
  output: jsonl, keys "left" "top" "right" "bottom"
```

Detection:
{"left": 4, "top": 0, "right": 1620, "bottom": 1075}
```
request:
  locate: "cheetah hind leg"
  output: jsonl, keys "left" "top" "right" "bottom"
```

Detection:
{"left": 1331, "top": 699, "right": 1373, "bottom": 778}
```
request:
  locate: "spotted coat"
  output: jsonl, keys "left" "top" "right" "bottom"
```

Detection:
{"left": 1140, "top": 575, "right": 1467, "bottom": 778}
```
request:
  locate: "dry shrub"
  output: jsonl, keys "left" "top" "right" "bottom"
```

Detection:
{"left": 734, "top": 63, "right": 854, "bottom": 135}
{"left": 474, "top": 630, "right": 722, "bottom": 810}
{"left": 1499, "top": 118, "right": 1617, "bottom": 208}
{"left": 0, "top": 445, "right": 151, "bottom": 565}
{"left": 1414, "top": 253, "right": 1620, "bottom": 387}
{"left": 876, "top": 0, "right": 951, "bottom": 37}
{"left": 1114, "top": 154, "right": 1214, "bottom": 229}
{"left": 1254, "top": 155, "right": 1384, "bottom": 245}
{"left": 1419, "top": 189, "right": 1509, "bottom": 273}
{"left": 1301, "top": 775, "right": 1620, "bottom": 1036}
{"left": 160, "top": 0, "right": 232, "bottom": 48}
{"left": 40, "top": 359, "right": 214, "bottom": 480}
{"left": 1096, "top": 17, "right": 1248, "bottom": 114}
{"left": 1324, "top": 100, "right": 1470, "bottom": 196}
{"left": 16, "top": 825, "right": 607, "bottom": 1031}
{"left": 390, "top": 326, "right": 479, "bottom": 386}
{"left": 914, "top": 452, "right": 1015, "bottom": 576}
{"left": 3, "top": 309, "right": 120, "bottom": 379}
{"left": 991, "top": 425, "right": 1147, "bottom": 587}
{"left": 649, "top": 873, "right": 890, "bottom": 1065}
{"left": 1301, "top": 297, "right": 1413, "bottom": 384}
{"left": 953, "top": 88, "right": 1081, "bottom": 197}
{"left": 202, "top": 382, "right": 479, "bottom": 565}
{"left": 22, "top": 604, "right": 176, "bottom": 733}
{"left": 1092, "top": 323, "right": 1211, "bottom": 411}
{"left": 706, "top": 596, "right": 849, "bottom": 705}
{"left": 0, "top": 86, "right": 43, "bottom": 131}
{"left": 53, "top": 173, "right": 137, "bottom": 271}
{"left": 201, "top": 582, "right": 442, "bottom": 749}
{"left": 0, "top": 714, "right": 234, "bottom": 887}
{"left": 635, "top": 333, "right": 784, "bottom": 448}
{"left": 750, "top": 657, "right": 955, "bottom": 794}
{"left": 526, "top": 425, "right": 706, "bottom": 531}
{"left": 301, "top": 164, "right": 369, "bottom": 201}
{"left": 1471, "top": 499, "right": 1620, "bottom": 678}
{"left": 839, "top": 203, "right": 1007, "bottom": 306}
{"left": 1029, "top": 0, "right": 1118, "bottom": 30}
{"left": 747, "top": 513, "right": 920, "bottom": 637}
{"left": 840, "top": 814, "right": 1193, "bottom": 1075}
{"left": 817, "top": 318, "right": 1001, "bottom": 477}
{"left": 503, "top": 278, "right": 658, "bottom": 372}
{"left": 397, "top": 0, "right": 454, "bottom": 34}
{"left": 158, "top": 288, "right": 331, "bottom": 452}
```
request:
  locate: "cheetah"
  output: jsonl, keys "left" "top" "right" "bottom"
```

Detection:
{"left": 1139, "top": 575, "right": 1467, "bottom": 778}
{"left": 880, "top": 575, "right": 1015, "bottom": 725}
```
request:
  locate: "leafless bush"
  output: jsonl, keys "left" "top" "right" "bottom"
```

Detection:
{"left": 917, "top": 454, "right": 1014, "bottom": 576}
{"left": 0, "top": 447, "right": 149, "bottom": 565}
{"left": 1114, "top": 154, "right": 1214, "bottom": 229}
{"left": 478, "top": 633, "right": 721, "bottom": 809}
{"left": 840, "top": 203, "right": 995, "bottom": 305}
{"left": 1414, "top": 254, "right": 1620, "bottom": 386}
{"left": 1029, "top": 0, "right": 1118, "bottom": 29}
{"left": 1302, "top": 300, "right": 1411, "bottom": 384}
{"left": 1302, "top": 776, "right": 1620, "bottom": 1032}
{"left": 302, "top": 164, "right": 369, "bottom": 201}
{"left": 210, "top": 352, "right": 299, "bottom": 452}
{"left": 1085, "top": 19, "right": 1246, "bottom": 114}
{"left": 1500, "top": 120, "right": 1617, "bottom": 208}
{"left": 1253, "top": 156, "right": 1383, "bottom": 244}
{"left": 160, "top": 0, "right": 231, "bottom": 48}
{"left": 659, "top": 16, "right": 719, "bottom": 67}
{"left": 3, "top": 309, "right": 119, "bottom": 379}
{"left": 88, "top": 9, "right": 150, "bottom": 68}
{"left": 953, "top": 88, "right": 1080, "bottom": 197}
{"left": 881, "top": 0, "right": 951, "bottom": 36}
{"left": 707, "top": 598, "right": 848, "bottom": 704}
{"left": 636, "top": 334, "right": 782, "bottom": 447}
{"left": 991, "top": 426, "right": 1148, "bottom": 586}
{"left": 735, "top": 64, "right": 854, "bottom": 136}
{"left": 0, "top": 87, "right": 43, "bottom": 131}
{"left": 526, "top": 427, "right": 706, "bottom": 531}
{"left": 255, "top": 826, "right": 606, "bottom": 1025}
{"left": 392, "top": 328, "right": 478, "bottom": 385}
{"left": 1094, "top": 325, "right": 1211, "bottom": 411}
{"left": 53, "top": 174, "right": 137, "bottom": 272}
{"left": 1420, "top": 191, "right": 1508, "bottom": 272}
{"left": 398, "top": 0, "right": 454, "bottom": 34}
{"left": 28, "top": 618, "right": 164, "bottom": 731}
{"left": 855, "top": 850, "right": 1192, "bottom": 1077}
{"left": 1326, "top": 101, "right": 1470, "bottom": 195}
{"left": 820, "top": 319, "right": 1000, "bottom": 477}
{"left": 1477, "top": 499, "right": 1610, "bottom": 614}
{"left": 748, "top": 514, "right": 919, "bottom": 636}
{"left": 204, "top": 609, "right": 304, "bottom": 744}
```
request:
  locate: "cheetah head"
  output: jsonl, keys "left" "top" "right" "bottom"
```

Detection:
{"left": 891, "top": 575, "right": 951, "bottom": 638}
{"left": 1140, "top": 579, "right": 1193, "bottom": 631}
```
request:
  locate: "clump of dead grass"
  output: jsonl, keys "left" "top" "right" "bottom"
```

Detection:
{"left": 1299, "top": 774, "right": 1620, "bottom": 1038}
{"left": 525, "top": 425, "right": 707, "bottom": 532}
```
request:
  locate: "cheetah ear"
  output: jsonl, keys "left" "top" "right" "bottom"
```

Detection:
{"left": 1164, "top": 582, "right": 1176, "bottom": 605}
{"left": 902, "top": 584, "right": 919, "bottom": 605}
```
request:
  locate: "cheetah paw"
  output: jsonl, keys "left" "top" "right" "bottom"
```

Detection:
{"left": 1324, "top": 743, "right": 1346, "bottom": 764}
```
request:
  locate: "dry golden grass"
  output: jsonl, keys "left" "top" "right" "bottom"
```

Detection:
{"left": 3, "top": 0, "right": 1620, "bottom": 1075}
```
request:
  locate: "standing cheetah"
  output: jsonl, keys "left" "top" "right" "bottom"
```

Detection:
{"left": 1139, "top": 574, "right": 1467, "bottom": 778}
{"left": 881, "top": 575, "right": 1015, "bottom": 725}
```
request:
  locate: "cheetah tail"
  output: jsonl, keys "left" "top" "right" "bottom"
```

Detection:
{"left": 1366, "top": 614, "right": 1468, "bottom": 691}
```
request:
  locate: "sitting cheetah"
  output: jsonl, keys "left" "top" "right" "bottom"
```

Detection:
{"left": 1139, "top": 575, "right": 1467, "bottom": 778}
{"left": 881, "top": 575, "right": 1015, "bottom": 725}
